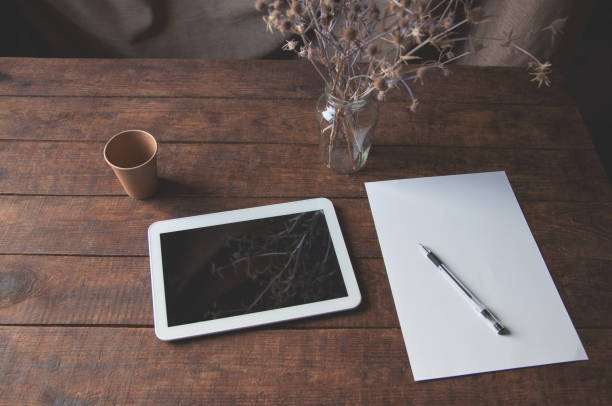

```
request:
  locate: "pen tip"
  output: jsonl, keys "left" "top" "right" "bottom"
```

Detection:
{"left": 496, "top": 325, "right": 509, "bottom": 335}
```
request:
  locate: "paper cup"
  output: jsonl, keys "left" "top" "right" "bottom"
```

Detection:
{"left": 103, "top": 130, "right": 158, "bottom": 199}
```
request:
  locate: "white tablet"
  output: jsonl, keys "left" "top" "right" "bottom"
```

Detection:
{"left": 148, "top": 198, "right": 361, "bottom": 341}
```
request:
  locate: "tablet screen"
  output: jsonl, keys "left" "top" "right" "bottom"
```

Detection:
{"left": 160, "top": 210, "right": 348, "bottom": 327}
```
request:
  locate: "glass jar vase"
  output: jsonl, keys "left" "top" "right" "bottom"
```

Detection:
{"left": 316, "top": 88, "right": 379, "bottom": 174}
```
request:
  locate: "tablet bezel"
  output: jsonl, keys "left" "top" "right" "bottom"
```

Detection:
{"left": 148, "top": 198, "right": 361, "bottom": 341}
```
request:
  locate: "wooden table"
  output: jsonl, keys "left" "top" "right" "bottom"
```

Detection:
{"left": 0, "top": 58, "right": 610, "bottom": 405}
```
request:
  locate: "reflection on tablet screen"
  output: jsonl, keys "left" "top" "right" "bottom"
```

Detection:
{"left": 160, "top": 210, "right": 348, "bottom": 327}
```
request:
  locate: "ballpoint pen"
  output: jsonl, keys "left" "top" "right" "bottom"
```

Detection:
{"left": 418, "top": 243, "right": 507, "bottom": 335}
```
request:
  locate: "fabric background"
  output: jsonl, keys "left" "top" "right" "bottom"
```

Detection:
{"left": 19, "top": 0, "right": 286, "bottom": 59}
{"left": 17, "top": 0, "right": 569, "bottom": 65}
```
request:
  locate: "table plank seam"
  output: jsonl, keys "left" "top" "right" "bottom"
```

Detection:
{"left": 0, "top": 138, "right": 598, "bottom": 151}
{"left": 0, "top": 252, "right": 393, "bottom": 259}
{"left": 1, "top": 194, "right": 609, "bottom": 202}
{"left": 0, "top": 324, "right": 402, "bottom": 330}
{"left": 0, "top": 325, "right": 608, "bottom": 331}
{"left": 0, "top": 93, "right": 578, "bottom": 107}
{"left": 0, "top": 252, "right": 608, "bottom": 261}
{"left": 0, "top": 252, "right": 151, "bottom": 258}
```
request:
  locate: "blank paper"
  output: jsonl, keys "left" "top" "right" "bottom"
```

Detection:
{"left": 365, "top": 171, "right": 588, "bottom": 381}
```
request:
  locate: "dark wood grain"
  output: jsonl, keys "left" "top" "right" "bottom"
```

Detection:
{"left": 0, "top": 57, "right": 610, "bottom": 405}
{"left": 0, "top": 326, "right": 608, "bottom": 406}
{"left": 0, "top": 96, "right": 591, "bottom": 148}
{"left": 1, "top": 255, "right": 609, "bottom": 329}
{"left": 0, "top": 58, "right": 574, "bottom": 105}
{"left": 1, "top": 197, "right": 610, "bottom": 261}
{"left": 0, "top": 256, "right": 154, "bottom": 326}
{"left": 0, "top": 141, "right": 609, "bottom": 201}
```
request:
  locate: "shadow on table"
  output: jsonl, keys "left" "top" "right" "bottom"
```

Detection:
{"left": 157, "top": 177, "right": 203, "bottom": 196}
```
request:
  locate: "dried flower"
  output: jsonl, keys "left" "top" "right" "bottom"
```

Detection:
{"left": 290, "top": 1, "right": 303, "bottom": 15}
{"left": 366, "top": 43, "right": 379, "bottom": 57}
{"left": 294, "top": 23, "right": 306, "bottom": 34}
{"left": 410, "top": 25, "right": 424, "bottom": 44}
{"left": 263, "top": 16, "right": 274, "bottom": 32}
{"left": 282, "top": 40, "right": 298, "bottom": 51}
{"left": 370, "top": 5, "right": 380, "bottom": 20}
{"left": 442, "top": 16, "right": 453, "bottom": 29}
{"left": 380, "top": 62, "right": 400, "bottom": 80}
{"left": 415, "top": 66, "right": 427, "bottom": 83}
{"left": 279, "top": 18, "right": 293, "bottom": 33}
{"left": 344, "top": 27, "right": 357, "bottom": 42}
{"left": 409, "top": 99, "right": 419, "bottom": 113}
{"left": 542, "top": 17, "right": 567, "bottom": 44}
{"left": 254, "top": 0, "right": 267, "bottom": 13}
{"left": 256, "top": 0, "right": 561, "bottom": 109}
{"left": 269, "top": 10, "right": 281, "bottom": 22}
{"left": 545, "top": 17, "right": 567, "bottom": 36}
{"left": 529, "top": 61, "right": 552, "bottom": 88}
{"left": 374, "top": 76, "right": 387, "bottom": 90}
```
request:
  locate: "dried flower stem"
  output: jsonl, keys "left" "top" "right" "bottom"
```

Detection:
{"left": 255, "top": 0, "right": 563, "bottom": 158}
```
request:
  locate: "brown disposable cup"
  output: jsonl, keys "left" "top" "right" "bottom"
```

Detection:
{"left": 103, "top": 130, "right": 158, "bottom": 199}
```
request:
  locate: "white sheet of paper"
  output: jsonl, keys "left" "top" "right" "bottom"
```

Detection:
{"left": 365, "top": 171, "right": 588, "bottom": 381}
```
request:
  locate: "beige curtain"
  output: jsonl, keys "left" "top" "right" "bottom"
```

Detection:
{"left": 22, "top": 0, "right": 571, "bottom": 64}
{"left": 22, "top": 0, "right": 285, "bottom": 59}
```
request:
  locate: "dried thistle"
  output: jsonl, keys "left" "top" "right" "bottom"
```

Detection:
{"left": 255, "top": 0, "right": 562, "bottom": 112}
{"left": 543, "top": 17, "right": 567, "bottom": 37}
{"left": 254, "top": 0, "right": 267, "bottom": 12}
{"left": 529, "top": 61, "right": 552, "bottom": 88}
